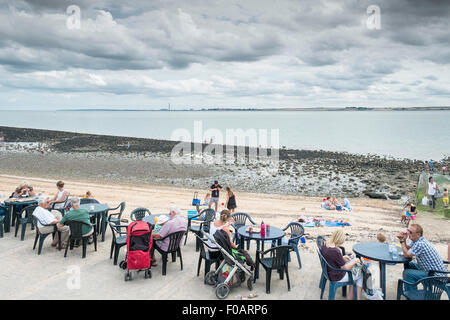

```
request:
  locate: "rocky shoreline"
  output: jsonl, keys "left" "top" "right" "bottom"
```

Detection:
{"left": 1, "top": 126, "right": 447, "bottom": 199}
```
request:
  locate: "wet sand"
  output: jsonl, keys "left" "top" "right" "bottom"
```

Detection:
{"left": 1, "top": 126, "right": 443, "bottom": 198}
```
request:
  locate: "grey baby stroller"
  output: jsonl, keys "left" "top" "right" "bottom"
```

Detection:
{"left": 202, "top": 229, "right": 255, "bottom": 299}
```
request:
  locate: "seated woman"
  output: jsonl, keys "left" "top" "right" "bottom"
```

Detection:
{"left": 206, "top": 209, "right": 236, "bottom": 259}
{"left": 11, "top": 183, "right": 30, "bottom": 198}
{"left": 48, "top": 181, "right": 69, "bottom": 210}
{"left": 320, "top": 229, "right": 363, "bottom": 300}
{"left": 322, "top": 197, "right": 336, "bottom": 210}
{"left": 207, "top": 210, "right": 255, "bottom": 269}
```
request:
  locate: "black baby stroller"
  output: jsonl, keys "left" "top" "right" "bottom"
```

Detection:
{"left": 119, "top": 220, "right": 153, "bottom": 281}
{"left": 203, "top": 229, "right": 255, "bottom": 299}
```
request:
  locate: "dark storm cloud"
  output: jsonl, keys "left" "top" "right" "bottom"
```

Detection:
{"left": 0, "top": 0, "right": 449, "bottom": 108}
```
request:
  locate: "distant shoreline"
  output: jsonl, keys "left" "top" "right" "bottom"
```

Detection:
{"left": 58, "top": 106, "right": 450, "bottom": 112}
{"left": 2, "top": 106, "right": 449, "bottom": 112}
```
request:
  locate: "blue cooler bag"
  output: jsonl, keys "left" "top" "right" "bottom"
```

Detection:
{"left": 192, "top": 192, "right": 200, "bottom": 206}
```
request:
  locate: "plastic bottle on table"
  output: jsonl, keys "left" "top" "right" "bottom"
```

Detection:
{"left": 261, "top": 221, "right": 265, "bottom": 237}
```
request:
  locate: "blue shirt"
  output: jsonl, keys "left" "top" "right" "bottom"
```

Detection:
{"left": 343, "top": 198, "right": 351, "bottom": 209}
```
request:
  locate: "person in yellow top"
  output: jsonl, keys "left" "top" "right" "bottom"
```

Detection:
{"left": 443, "top": 188, "right": 448, "bottom": 208}
{"left": 84, "top": 191, "right": 92, "bottom": 199}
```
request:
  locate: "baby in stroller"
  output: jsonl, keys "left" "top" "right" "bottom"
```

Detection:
{"left": 202, "top": 210, "right": 255, "bottom": 299}
{"left": 203, "top": 229, "right": 255, "bottom": 299}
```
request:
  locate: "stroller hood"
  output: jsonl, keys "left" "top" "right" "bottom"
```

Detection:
{"left": 213, "top": 229, "right": 233, "bottom": 255}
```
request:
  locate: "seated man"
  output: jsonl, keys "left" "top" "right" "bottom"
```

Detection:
{"left": 58, "top": 197, "right": 94, "bottom": 243}
{"left": 342, "top": 197, "right": 351, "bottom": 210}
{"left": 151, "top": 206, "right": 187, "bottom": 266}
{"left": 32, "top": 196, "right": 70, "bottom": 248}
{"left": 397, "top": 223, "right": 447, "bottom": 291}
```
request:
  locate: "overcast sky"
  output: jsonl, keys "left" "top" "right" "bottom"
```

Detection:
{"left": 1, "top": 0, "right": 449, "bottom": 110}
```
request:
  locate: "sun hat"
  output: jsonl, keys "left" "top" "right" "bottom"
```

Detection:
{"left": 157, "top": 215, "right": 169, "bottom": 225}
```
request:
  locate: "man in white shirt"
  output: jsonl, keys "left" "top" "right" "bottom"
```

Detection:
{"left": 33, "top": 196, "right": 70, "bottom": 248}
{"left": 426, "top": 176, "right": 439, "bottom": 210}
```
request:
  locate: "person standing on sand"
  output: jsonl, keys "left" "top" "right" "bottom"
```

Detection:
{"left": 209, "top": 180, "right": 222, "bottom": 212}
{"left": 425, "top": 176, "right": 439, "bottom": 210}
{"left": 225, "top": 187, "right": 237, "bottom": 213}
{"left": 202, "top": 193, "right": 211, "bottom": 207}
{"left": 443, "top": 188, "right": 448, "bottom": 208}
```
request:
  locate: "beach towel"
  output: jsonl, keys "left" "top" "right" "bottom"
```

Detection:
{"left": 301, "top": 220, "right": 351, "bottom": 227}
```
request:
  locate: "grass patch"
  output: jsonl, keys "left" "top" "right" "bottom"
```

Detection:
{"left": 415, "top": 173, "right": 449, "bottom": 219}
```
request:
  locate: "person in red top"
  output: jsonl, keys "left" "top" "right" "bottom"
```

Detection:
{"left": 320, "top": 230, "right": 363, "bottom": 300}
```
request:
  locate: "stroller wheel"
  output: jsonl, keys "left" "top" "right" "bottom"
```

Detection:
{"left": 216, "top": 283, "right": 230, "bottom": 300}
{"left": 144, "top": 269, "right": 152, "bottom": 279}
{"left": 119, "top": 261, "right": 127, "bottom": 270}
{"left": 205, "top": 271, "right": 217, "bottom": 286}
{"left": 124, "top": 271, "right": 132, "bottom": 282}
{"left": 247, "top": 276, "right": 254, "bottom": 291}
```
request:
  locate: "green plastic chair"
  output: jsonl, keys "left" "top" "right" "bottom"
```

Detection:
{"left": 15, "top": 205, "right": 37, "bottom": 241}
{"left": 397, "top": 276, "right": 449, "bottom": 300}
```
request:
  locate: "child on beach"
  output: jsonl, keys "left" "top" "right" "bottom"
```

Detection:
{"left": 202, "top": 193, "right": 211, "bottom": 206}
{"left": 443, "top": 188, "right": 448, "bottom": 208}
{"left": 401, "top": 203, "right": 416, "bottom": 227}
{"left": 84, "top": 191, "right": 92, "bottom": 199}
{"left": 376, "top": 233, "right": 386, "bottom": 243}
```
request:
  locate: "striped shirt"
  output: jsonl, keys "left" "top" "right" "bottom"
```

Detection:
{"left": 409, "top": 237, "right": 446, "bottom": 274}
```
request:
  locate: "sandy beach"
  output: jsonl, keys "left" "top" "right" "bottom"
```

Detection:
{"left": 0, "top": 173, "right": 448, "bottom": 300}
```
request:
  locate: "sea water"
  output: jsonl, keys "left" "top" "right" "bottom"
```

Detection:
{"left": 0, "top": 109, "right": 449, "bottom": 160}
